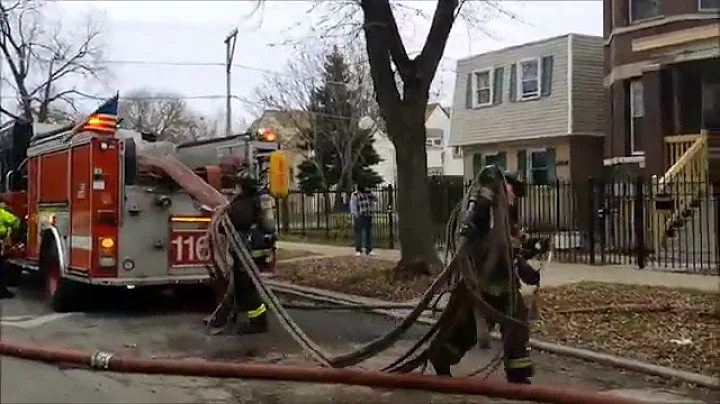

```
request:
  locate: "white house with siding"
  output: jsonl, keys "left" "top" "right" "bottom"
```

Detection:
{"left": 372, "top": 103, "right": 460, "bottom": 185}
{"left": 448, "top": 33, "right": 606, "bottom": 229}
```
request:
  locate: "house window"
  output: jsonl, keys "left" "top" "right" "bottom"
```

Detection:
{"left": 630, "top": 79, "right": 644, "bottom": 154}
{"left": 484, "top": 152, "right": 506, "bottom": 170}
{"left": 452, "top": 146, "right": 462, "bottom": 159}
{"left": 473, "top": 152, "right": 506, "bottom": 175}
{"left": 525, "top": 150, "right": 553, "bottom": 185}
{"left": 472, "top": 69, "right": 493, "bottom": 107}
{"left": 517, "top": 58, "right": 541, "bottom": 100}
{"left": 426, "top": 138, "right": 442, "bottom": 147}
{"left": 629, "top": 0, "right": 663, "bottom": 23}
{"left": 428, "top": 167, "right": 443, "bottom": 176}
{"left": 699, "top": 0, "right": 720, "bottom": 10}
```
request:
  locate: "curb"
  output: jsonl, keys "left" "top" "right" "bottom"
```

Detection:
{"left": 267, "top": 280, "right": 720, "bottom": 390}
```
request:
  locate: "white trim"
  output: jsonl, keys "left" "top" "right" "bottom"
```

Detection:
{"left": 698, "top": 0, "right": 720, "bottom": 11}
{"left": 604, "top": 14, "right": 718, "bottom": 46}
{"left": 604, "top": 41, "right": 720, "bottom": 86}
{"left": 470, "top": 68, "right": 494, "bottom": 108}
{"left": 567, "top": 34, "right": 574, "bottom": 135}
{"left": 628, "top": 0, "right": 664, "bottom": 25}
{"left": 603, "top": 155, "right": 646, "bottom": 167}
{"left": 483, "top": 150, "right": 500, "bottom": 156}
{"left": 516, "top": 57, "right": 542, "bottom": 101}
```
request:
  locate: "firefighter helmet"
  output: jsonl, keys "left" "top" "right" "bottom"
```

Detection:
{"left": 236, "top": 169, "right": 259, "bottom": 193}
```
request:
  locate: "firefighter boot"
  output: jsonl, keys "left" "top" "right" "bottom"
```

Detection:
{"left": 505, "top": 356, "right": 534, "bottom": 384}
{"left": 0, "top": 288, "right": 15, "bottom": 299}
{"left": 237, "top": 304, "right": 269, "bottom": 335}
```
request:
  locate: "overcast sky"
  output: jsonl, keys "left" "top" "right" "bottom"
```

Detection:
{"left": 5, "top": 0, "right": 603, "bottom": 129}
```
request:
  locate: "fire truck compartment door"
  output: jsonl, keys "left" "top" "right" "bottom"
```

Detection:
{"left": 118, "top": 187, "right": 211, "bottom": 279}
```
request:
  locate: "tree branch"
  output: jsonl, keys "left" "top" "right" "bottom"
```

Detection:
{"left": 0, "top": 1, "right": 106, "bottom": 121}
{"left": 360, "top": 1, "right": 401, "bottom": 116}
{"left": 416, "top": 0, "right": 459, "bottom": 94}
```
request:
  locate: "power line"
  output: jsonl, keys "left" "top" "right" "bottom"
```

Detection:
{"left": 93, "top": 59, "right": 460, "bottom": 76}
{"left": 0, "top": 94, "right": 231, "bottom": 101}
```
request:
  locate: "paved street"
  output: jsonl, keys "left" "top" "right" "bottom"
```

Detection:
{"left": 0, "top": 282, "right": 713, "bottom": 403}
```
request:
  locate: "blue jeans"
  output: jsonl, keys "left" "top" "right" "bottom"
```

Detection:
{"left": 353, "top": 215, "right": 372, "bottom": 253}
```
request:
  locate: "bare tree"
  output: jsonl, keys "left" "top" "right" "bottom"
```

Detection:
{"left": 246, "top": 43, "right": 383, "bottom": 194}
{"left": 0, "top": 0, "right": 108, "bottom": 122}
{"left": 118, "top": 89, "right": 218, "bottom": 143}
{"left": 253, "top": 0, "right": 516, "bottom": 275}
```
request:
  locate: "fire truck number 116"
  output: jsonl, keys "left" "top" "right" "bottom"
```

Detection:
{"left": 171, "top": 232, "right": 210, "bottom": 264}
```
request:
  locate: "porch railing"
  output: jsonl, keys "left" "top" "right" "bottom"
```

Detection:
{"left": 652, "top": 131, "right": 708, "bottom": 251}
{"left": 665, "top": 134, "right": 700, "bottom": 170}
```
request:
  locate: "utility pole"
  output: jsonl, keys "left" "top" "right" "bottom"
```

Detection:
{"left": 224, "top": 28, "right": 239, "bottom": 137}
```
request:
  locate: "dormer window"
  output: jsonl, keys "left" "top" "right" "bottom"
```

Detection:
{"left": 517, "top": 58, "right": 541, "bottom": 101}
{"left": 471, "top": 69, "right": 493, "bottom": 108}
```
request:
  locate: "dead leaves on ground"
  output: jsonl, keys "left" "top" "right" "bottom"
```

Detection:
{"left": 535, "top": 282, "right": 719, "bottom": 377}
{"left": 276, "top": 256, "right": 433, "bottom": 302}
{"left": 276, "top": 256, "right": 719, "bottom": 376}
{"left": 276, "top": 249, "right": 319, "bottom": 261}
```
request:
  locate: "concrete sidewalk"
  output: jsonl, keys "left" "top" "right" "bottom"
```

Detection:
{"left": 278, "top": 241, "right": 719, "bottom": 292}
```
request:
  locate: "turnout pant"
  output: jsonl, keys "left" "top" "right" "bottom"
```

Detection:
{"left": 0, "top": 253, "right": 7, "bottom": 290}
{"left": 431, "top": 288, "right": 533, "bottom": 381}
{"left": 231, "top": 252, "right": 267, "bottom": 320}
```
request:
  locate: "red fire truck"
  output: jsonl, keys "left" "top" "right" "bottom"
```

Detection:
{"left": 0, "top": 95, "right": 285, "bottom": 311}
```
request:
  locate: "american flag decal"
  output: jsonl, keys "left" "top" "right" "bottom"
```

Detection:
{"left": 79, "top": 94, "right": 119, "bottom": 135}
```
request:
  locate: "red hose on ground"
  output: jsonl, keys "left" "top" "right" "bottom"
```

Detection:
{"left": 0, "top": 340, "right": 643, "bottom": 404}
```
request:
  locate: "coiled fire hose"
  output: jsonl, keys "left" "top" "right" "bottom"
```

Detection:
{"left": 204, "top": 168, "right": 538, "bottom": 376}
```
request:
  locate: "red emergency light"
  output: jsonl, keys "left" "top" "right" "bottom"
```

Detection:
{"left": 258, "top": 129, "right": 277, "bottom": 142}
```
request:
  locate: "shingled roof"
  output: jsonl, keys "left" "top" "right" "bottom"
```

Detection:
{"left": 425, "top": 103, "right": 449, "bottom": 121}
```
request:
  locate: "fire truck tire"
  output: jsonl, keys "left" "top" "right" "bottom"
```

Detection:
{"left": 4, "top": 264, "right": 23, "bottom": 287}
{"left": 39, "top": 234, "right": 81, "bottom": 313}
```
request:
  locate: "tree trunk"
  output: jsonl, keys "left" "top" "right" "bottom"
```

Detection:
{"left": 389, "top": 113, "right": 442, "bottom": 276}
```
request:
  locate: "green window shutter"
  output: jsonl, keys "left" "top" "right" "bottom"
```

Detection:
{"left": 547, "top": 147, "right": 557, "bottom": 182}
{"left": 508, "top": 64, "right": 517, "bottom": 102}
{"left": 541, "top": 56, "right": 554, "bottom": 97}
{"left": 517, "top": 149, "right": 527, "bottom": 181}
{"left": 492, "top": 67, "right": 504, "bottom": 105}
{"left": 473, "top": 153, "right": 483, "bottom": 175}
{"left": 465, "top": 73, "right": 473, "bottom": 109}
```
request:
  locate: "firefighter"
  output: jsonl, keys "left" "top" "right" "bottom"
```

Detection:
{"left": 226, "top": 169, "right": 272, "bottom": 334}
{"left": 429, "top": 167, "right": 545, "bottom": 384}
{"left": 0, "top": 202, "right": 19, "bottom": 299}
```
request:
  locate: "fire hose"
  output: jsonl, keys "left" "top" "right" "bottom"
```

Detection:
{"left": 204, "top": 167, "right": 546, "bottom": 376}
{"left": 0, "top": 341, "right": 643, "bottom": 404}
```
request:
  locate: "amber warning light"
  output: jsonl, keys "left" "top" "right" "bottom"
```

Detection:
{"left": 258, "top": 129, "right": 277, "bottom": 142}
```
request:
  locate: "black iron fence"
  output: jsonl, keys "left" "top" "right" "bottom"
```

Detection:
{"left": 274, "top": 176, "right": 719, "bottom": 273}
